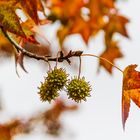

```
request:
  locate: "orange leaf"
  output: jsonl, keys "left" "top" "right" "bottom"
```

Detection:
{"left": 0, "top": 127, "right": 11, "bottom": 140}
{"left": 36, "top": 0, "right": 44, "bottom": 11}
{"left": 88, "top": 0, "right": 114, "bottom": 18}
{"left": 49, "top": 0, "right": 85, "bottom": 18}
{"left": 104, "top": 14, "right": 129, "bottom": 38}
{"left": 122, "top": 65, "right": 140, "bottom": 129}
{"left": 57, "top": 26, "right": 69, "bottom": 46}
{"left": 0, "top": 34, "right": 14, "bottom": 56}
{"left": 70, "top": 16, "right": 92, "bottom": 44}
{"left": 57, "top": 16, "right": 94, "bottom": 45}
{"left": 62, "top": 0, "right": 85, "bottom": 18}
{"left": 98, "top": 42, "right": 123, "bottom": 73}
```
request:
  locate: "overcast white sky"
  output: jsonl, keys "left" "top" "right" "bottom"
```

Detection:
{"left": 1, "top": 0, "right": 140, "bottom": 140}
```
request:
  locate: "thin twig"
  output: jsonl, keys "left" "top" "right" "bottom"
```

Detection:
{"left": 82, "top": 53, "right": 123, "bottom": 73}
{"left": 47, "top": 61, "right": 52, "bottom": 71}
{"left": 55, "top": 51, "right": 60, "bottom": 68}
{"left": 78, "top": 56, "right": 82, "bottom": 79}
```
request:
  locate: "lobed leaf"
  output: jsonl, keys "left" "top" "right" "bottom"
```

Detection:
{"left": 18, "top": 0, "right": 39, "bottom": 24}
{"left": 98, "top": 41, "right": 123, "bottom": 73}
{"left": 122, "top": 65, "right": 140, "bottom": 129}
{"left": 0, "top": 1, "right": 25, "bottom": 36}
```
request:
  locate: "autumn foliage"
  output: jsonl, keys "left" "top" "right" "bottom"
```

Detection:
{"left": 0, "top": 0, "right": 139, "bottom": 139}
{"left": 0, "top": 0, "right": 129, "bottom": 74}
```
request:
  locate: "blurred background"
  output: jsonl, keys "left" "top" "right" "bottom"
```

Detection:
{"left": 1, "top": 0, "right": 140, "bottom": 140}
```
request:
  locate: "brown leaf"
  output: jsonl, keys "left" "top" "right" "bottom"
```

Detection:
{"left": 21, "top": 41, "right": 50, "bottom": 56}
{"left": 122, "top": 65, "right": 140, "bottom": 129}
{"left": 15, "top": 36, "right": 51, "bottom": 74}
{"left": 0, "top": 126, "right": 11, "bottom": 140}
{"left": 43, "top": 99, "right": 78, "bottom": 135}
{"left": 19, "top": 0, "right": 39, "bottom": 24}
{"left": 0, "top": 119, "right": 23, "bottom": 140}
{"left": 15, "top": 52, "right": 28, "bottom": 74}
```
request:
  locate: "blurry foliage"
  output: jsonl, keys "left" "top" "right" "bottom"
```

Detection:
{"left": 0, "top": 0, "right": 129, "bottom": 73}
{"left": 0, "top": 0, "right": 139, "bottom": 137}
{"left": 0, "top": 100, "right": 78, "bottom": 139}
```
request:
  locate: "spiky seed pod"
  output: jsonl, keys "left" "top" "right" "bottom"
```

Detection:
{"left": 67, "top": 77, "right": 91, "bottom": 103}
{"left": 38, "top": 81, "right": 59, "bottom": 103}
{"left": 47, "top": 68, "right": 68, "bottom": 90}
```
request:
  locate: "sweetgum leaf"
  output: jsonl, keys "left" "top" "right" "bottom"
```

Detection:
{"left": 98, "top": 42, "right": 123, "bottom": 73}
{"left": 122, "top": 65, "right": 140, "bottom": 129}
{"left": 88, "top": 0, "right": 114, "bottom": 18}
{"left": 48, "top": 0, "right": 85, "bottom": 18}
{"left": 104, "top": 14, "right": 129, "bottom": 38}
{"left": 0, "top": 1, "right": 25, "bottom": 37}
{"left": 19, "top": 0, "right": 39, "bottom": 24}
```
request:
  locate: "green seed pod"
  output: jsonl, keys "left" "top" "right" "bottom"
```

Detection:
{"left": 66, "top": 77, "right": 91, "bottom": 103}
{"left": 47, "top": 68, "right": 68, "bottom": 90}
{"left": 38, "top": 81, "right": 59, "bottom": 103}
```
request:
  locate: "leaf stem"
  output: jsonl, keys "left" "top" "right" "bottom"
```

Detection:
{"left": 78, "top": 56, "right": 82, "bottom": 79}
{"left": 82, "top": 53, "right": 123, "bottom": 73}
{"left": 55, "top": 51, "right": 61, "bottom": 68}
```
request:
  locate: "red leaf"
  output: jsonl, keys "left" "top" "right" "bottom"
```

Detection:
{"left": 122, "top": 65, "right": 140, "bottom": 129}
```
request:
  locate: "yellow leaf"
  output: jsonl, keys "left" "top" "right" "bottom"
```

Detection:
{"left": 0, "top": 1, "right": 25, "bottom": 37}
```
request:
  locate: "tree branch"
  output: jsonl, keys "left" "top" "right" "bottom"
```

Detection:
{"left": 0, "top": 27, "right": 123, "bottom": 73}
{"left": 1, "top": 27, "right": 49, "bottom": 62}
{"left": 0, "top": 27, "right": 83, "bottom": 64}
